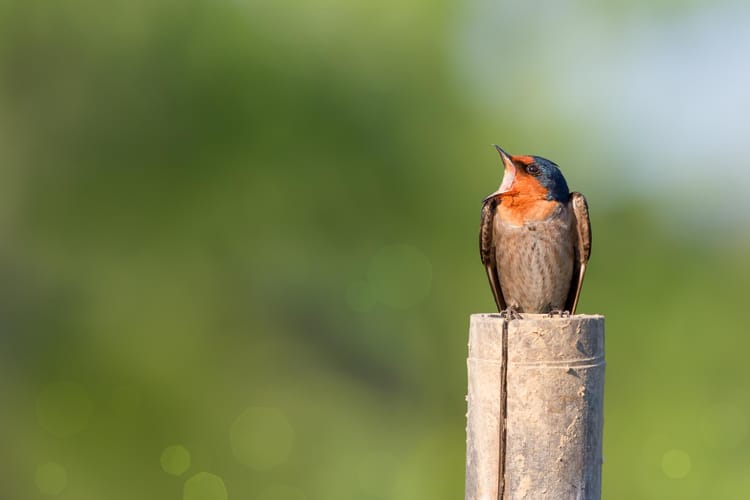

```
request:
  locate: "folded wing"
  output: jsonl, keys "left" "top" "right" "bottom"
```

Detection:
{"left": 565, "top": 192, "right": 592, "bottom": 314}
{"left": 480, "top": 198, "right": 506, "bottom": 312}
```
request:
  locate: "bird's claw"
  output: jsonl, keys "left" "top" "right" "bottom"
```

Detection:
{"left": 499, "top": 307, "right": 523, "bottom": 320}
{"left": 547, "top": 309, "right": 571, "bottom": 318}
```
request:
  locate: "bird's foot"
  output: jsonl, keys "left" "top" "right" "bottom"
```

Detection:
{"left": 547, "top": 309, "right": 571, "bottom": 318}
{"left": 499, "top": 307, "right": 523, "bottom": 320}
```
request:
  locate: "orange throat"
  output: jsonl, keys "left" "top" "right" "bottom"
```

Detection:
{"left": 497, "top": 194, "right": 558, "bottom": 226}
{"left": 494, "top": 170, "right": 559, "bottom": 225}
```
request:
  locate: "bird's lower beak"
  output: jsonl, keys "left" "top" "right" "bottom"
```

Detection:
{"left": 483, "top": 145, "right": 516, "bottom": 202}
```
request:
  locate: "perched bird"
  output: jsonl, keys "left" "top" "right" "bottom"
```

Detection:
{"left": 480, "top": 145, "right": 591, "bottom": 316}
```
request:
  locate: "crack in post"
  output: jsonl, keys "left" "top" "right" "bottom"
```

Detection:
{"left": 498, "top": 319, "right": 509, "bottom": 499}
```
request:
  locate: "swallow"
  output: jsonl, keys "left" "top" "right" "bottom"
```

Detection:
{"left": 480, "top": 145, "right": 591, "bottom": 316}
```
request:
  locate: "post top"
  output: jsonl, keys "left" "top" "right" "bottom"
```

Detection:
{"left": 471, "top": 313, "right": 604, "bottom": 321}
{"left": 469, "top": 313, "right": 605, "bottom": 362}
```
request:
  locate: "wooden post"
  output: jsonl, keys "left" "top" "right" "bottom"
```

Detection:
{"left": 466, "top": 313, "right": 605, "bottom": 500}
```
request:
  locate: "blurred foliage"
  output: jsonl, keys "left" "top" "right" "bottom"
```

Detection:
{"left": 0, "top": 1, "right": 749, "bottom": 499}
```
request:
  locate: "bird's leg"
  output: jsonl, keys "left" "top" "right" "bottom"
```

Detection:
{"left": 499, "top": 306, "right": 522, "bottom": 320}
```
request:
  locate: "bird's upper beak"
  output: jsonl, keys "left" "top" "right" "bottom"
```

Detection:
{"left": 482, "top": 145, "right": 516, "bottom": 203}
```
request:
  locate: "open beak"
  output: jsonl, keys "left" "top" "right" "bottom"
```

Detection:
{"left": 482, "top": 145, "right": 516, "bottom": 203}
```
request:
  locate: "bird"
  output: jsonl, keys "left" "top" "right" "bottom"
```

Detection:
{"left": 479, "top": 145, "right": 591, "bottom": 317}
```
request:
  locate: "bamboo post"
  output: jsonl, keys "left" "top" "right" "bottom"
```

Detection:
{"left": 466, "top": 313, "right": 605, "bottom": 500}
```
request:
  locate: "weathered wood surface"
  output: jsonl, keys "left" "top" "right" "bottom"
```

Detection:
{"left": 466, "top": 314, "right": 605, "bottom": 500}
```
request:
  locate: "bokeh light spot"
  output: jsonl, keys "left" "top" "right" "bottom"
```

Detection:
{"left": 36, "top": 381, "right": 93, "bottom": 437}
{"left": 661, "top": 449, "right": 691, "bottom": 478}
{"left": 345, "top": 280, "right": 376, "bottom": 312}
{"left": 183, "top": 472, "right": 227, "bottom": 500}
{"left": 257, "top": 483, "right": 307, "bottom": 500}
{"left": 161, "top": 445, "right": 191, "bottom": 476}
{"left": 368, "top": 244, "right": 432, "bottom": 309}
{"left": 35, "top": 462, "right": 67, "bottom": 495}
{"left": 230, "top": 406, "right": 294, "bottom": 470}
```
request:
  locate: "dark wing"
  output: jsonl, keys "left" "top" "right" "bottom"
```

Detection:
{"left": 565, "top": 192, "right": 592, "bottom": 314}
{"left": 480, "top": 198, "right": 506, "bottom": 312}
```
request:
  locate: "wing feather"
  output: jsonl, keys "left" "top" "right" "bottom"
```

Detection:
{"left": 480, "top": 198, "right": 506, "bottom": 312}
{"left": 565, "top": 192, "right": 592, "bottom": 314}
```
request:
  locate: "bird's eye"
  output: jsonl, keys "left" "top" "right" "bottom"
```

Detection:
{"left": 526, "top": 164, "right": 540, "bottom": 175}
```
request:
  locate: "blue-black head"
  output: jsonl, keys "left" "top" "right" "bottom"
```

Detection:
{"left": 523, "top": 155, "right": 570, "bottom": 202}
{"left": 486, "top": 145, "right": 570, "bottom": 203}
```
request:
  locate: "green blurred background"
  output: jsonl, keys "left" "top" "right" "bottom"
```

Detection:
{"left": 1, "top": 0, "right": 749, "bottom": 498}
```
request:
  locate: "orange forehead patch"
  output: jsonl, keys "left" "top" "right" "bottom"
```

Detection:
{"left": 512, "top": 155, "right": 534, "bottom": 165}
